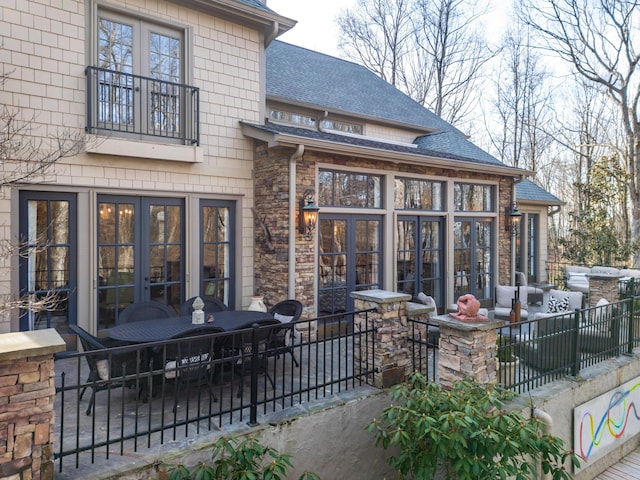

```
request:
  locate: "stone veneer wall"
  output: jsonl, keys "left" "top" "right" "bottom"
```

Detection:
{"left": 251, "top": 142, "right": 516, "bottom": 313}
{"left": 0, "top": 329, "right": 65, "bottom": 480}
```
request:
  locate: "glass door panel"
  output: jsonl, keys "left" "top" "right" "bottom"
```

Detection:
{"left": 396, "top": 216, "right": 444, "bottom": 309}
{"left": 201, "top": 201, "right": 234, "bottom": 307}
{"left": 19, "top": 194, "right": 77, "bottom": 332}
{"left": 97, "top": 196, "right": 184, "bottom": 330}
{"left": 318, "top": 215, "right": 382, "bottom": 316}
{"left": 98, "top": 200, "right": 136, "bottom": 329}
{"left": 454, "top": 218, "right": 494, "bottom": 306}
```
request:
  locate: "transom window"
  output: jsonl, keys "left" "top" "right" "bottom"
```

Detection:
{"left": 318, "top": 169, "right": 382, "bottom": 208}
{"left": 320, "top": 119, "right": 363, "bottom": 135}
{"left": 454, "top": 183, "right": 494, "bottom": 212}
{"left": 269, "top": 109, "right": 316, "bottom": 128}
{"left": 394, "top": 178, "right": 444, "bottom": 210}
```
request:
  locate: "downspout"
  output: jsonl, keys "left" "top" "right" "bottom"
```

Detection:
{"left": 289, "top": 144, "right": 305, "bottom": 298}
{"left": 265, "top": 22, "right": 279, "bottom": 47}
{"left": 532, "top": 408, "right": 554, "bottom": 480}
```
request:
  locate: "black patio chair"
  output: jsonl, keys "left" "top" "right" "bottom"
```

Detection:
{"left": 268, "top": 300, "right": 303, "bottom": 367}
{"left": 231, "top": 320, "right": 280, "bottom": 398}
{"left": 69, "top": 325, "right": 143, "bottom": 415}
{"left": 158, "top": 327, "right": 224, "bottom": 412}
{"left": 179, "top": 296, "right": 229, "bottom": 316}
{"left": 117, "top": 301, "right": 176, "bottom": 325}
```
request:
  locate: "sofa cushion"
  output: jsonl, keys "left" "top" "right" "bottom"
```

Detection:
{"left": 591, "top": 265, "right": 620, "bottom": 276}
{"left": 547, "top": 295, "right": 569, "bottom": 313}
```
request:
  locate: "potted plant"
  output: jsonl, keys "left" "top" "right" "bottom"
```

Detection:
{"left": 496, "top": 335, "right": 519, "bottom": 385}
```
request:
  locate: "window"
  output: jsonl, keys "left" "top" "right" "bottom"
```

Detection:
{"left": 318, "top": 170, "right": 382, "bottom": 208}
{"left": 200, "top": 201, "right": 235, "bottom": 308}
{"left": 394, "top": 178, "right": 444, "bottom": 210}
{"left": 19, "top": 192, "right": 77, "bottom": 332}
{"left": 269, "top": 109, "right": 316, "bottom": 128}
{"left": 454, "top": 183, "right": 494, "bottom": 212}
{"left": 320, "top": 119, "right": 363, "bottom": 135}
{"left": 87, "top": 9, "right": 198, "bottom": 144}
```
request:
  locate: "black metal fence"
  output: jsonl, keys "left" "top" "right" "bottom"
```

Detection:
{"left": 85, "top": 66, "right": 200, "bottom": 145}
{"left": 54, "top": 310, "right": 376, "bottom": 472}
{"left": 407, "top": 318, "right": 439, "bottom": 382}
{"left": 496, "top": 297, "right": 640, "bottom": 393}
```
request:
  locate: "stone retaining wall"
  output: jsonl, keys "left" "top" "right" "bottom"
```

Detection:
{"left": 0, "top": 330, "right": 65, "bottom": 480}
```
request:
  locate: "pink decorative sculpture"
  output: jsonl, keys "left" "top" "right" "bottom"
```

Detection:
{"left": 449, "top": 294, "right": 488, "bottom": 322}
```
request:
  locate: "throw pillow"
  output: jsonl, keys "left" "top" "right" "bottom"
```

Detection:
{"left": 96, "top": 359, "right": 110, "bottom": 381}
{"left": 592, "top": 298, "right": 610, "bottom": 333}
{"left": 547, "top": 295, "right": 569, "bottom": 313}
{"left": 274, "top": 313, "right": 294, "bottom": 323}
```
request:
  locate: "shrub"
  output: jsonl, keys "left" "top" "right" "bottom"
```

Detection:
{"left": 367, "top": 373, "right": 579, "bottom": 479}
{"left": 166, "top": 435, "right": 320, "bottom": 480}
{"left": 496, "top": 335, "right": 516, "bottom": 363}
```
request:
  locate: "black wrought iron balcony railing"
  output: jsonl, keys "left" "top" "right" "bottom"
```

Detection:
{"left": 85, "top": 66, "right": 199, "bottom": 146}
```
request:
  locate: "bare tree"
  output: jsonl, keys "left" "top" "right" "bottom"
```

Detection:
{"left": 487, "top": 26, "right": 556, "bottom": 171}
{"left": 1, "top": 70, "right": 86, "bottom": 321}
{"left": 337, "top": 0, "right": 415, "bottom": 87}
{"left": 410, "top": 0, "right": 492, "bottom": 125}
{"left": 338, "top": 0, "right": 492, "bottom": 127}
{"left": 519, "top": 0, "right": 640, "bottom": 265}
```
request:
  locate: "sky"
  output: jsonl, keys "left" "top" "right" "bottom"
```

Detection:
{"left": 266, "top": 0, "right": 357, "bottom": 56}
{"left": 266, "top": 1, "right": 511, "bottom": 57}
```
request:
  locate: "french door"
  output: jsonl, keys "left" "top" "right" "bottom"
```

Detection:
{"left": 318, "top": 215, "right": 382, "bottom": 315}
{"left": 97, "top": 196, "right": 184, "bottom": 330}
{"left": 453, "top": 218, "right": 494, "bottom": 306}
{"left": 396, "top": 216, "right": 444, "bottom": 309}
{"left": 18, "top": 192, "right": 77, "bottom": 332}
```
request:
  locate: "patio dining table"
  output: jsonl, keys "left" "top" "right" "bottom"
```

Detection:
{"left": 107, "top": 310, "right": 274, "bottom": 343}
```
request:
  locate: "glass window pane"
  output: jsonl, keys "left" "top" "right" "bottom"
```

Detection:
{"left": 166, "top": 205, "right": 181, "bottom": 243}
{"left": 454, "top": 183, "right": 494, "bottom": 212}
{"left": 98, "top": 203, "right": 116, "bottom": 243}
{"left": 117, "top": 204, "right": 135, "bottom": 243}
{"left": 319, "top": 169, "right": 382, "bottom": 208}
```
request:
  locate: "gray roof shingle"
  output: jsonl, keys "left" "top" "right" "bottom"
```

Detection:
{"left": 265, "top": 40, "right": 507, "bottom": 168}
{"left": 237, "top": 0, "right": 274, "bottom": 13}
{"left": 516, "top": 179, "right": 563, "bottom": 205}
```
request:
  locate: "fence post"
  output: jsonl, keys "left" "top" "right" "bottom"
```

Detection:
{"left": 628, "top": 297, "right": 635, "bottom": 356}
{"left": 351, "top": 289, "right": 411, "bottom": 388}
{"left": 571, "top": 308, "right": 581, "bottom": 377}
{"left": 429, "top": 314, "right": 504, "bottom": 390}
{"left": 0, "top": 329, "right": 65, "bottom": 480}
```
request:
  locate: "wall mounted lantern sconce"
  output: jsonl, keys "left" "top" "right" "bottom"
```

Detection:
{"left": 505, "top": 201, "right": 522, "bottom": 235}
{"left": 299, "top": 189, "right": 320, "bottom": 241}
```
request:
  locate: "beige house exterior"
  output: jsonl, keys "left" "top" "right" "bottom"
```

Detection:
{"left": 1, "top": 0, "right": 559, "bottom": 347}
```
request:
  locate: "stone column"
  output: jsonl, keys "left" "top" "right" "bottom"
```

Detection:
{"left": 428, "top": 314, "right": 504, "bottom": 390}
{"left": 588, "top": 274, "right": 623, "bottom": 307}
{"left": 0, "top": 329, "right": 66, "bottom": 480}
{"left": 351, "top": 289, "right": 412, "bottom": 388}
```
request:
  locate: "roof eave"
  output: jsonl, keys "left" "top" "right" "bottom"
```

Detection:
{"left": 168, "top": 0, "right": 296, "bottom": 36}
{"left": 241, "top": 123, "right": 532, "bottom": 177}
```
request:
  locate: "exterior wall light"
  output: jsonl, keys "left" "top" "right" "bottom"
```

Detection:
{"left": 505, "top": 201, "right": 522, "bottom": 235}
{"left": 299, "top": 189, "right": 320, "bottom": 241}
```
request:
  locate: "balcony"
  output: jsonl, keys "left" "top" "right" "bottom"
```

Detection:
{"left": 85, "top": 66, "right": 199, "bottom": 147}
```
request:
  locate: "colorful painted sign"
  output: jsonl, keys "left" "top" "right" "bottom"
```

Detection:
{"left": 574, "top": 375, "right": 640, "bottom": 467}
